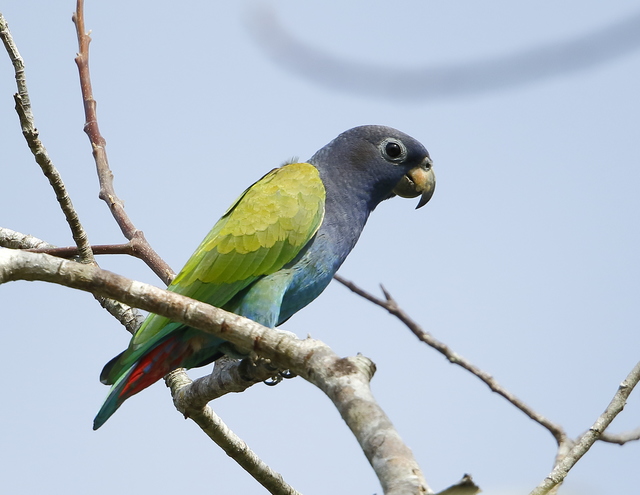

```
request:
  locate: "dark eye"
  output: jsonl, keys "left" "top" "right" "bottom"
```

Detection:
{"left": 385, "top": 142, "right": 402, "bottom": 158}
{"left": 380, "top": 138, "right": 407, "bottom": 163}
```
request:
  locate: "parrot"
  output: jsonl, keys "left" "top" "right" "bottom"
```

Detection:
{"left": 93, "top": 125, "right": 435, "bottom": 430}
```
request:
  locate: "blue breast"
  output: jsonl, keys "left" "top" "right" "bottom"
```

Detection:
{"left": 276, "top": 183, "right": 371, "bottom": 326}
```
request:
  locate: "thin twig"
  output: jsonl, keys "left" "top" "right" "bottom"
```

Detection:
{"left": 333, "top": 274, "right": 568, "bottom": 446}
{"left": 26, "top": 241, "right": 173, "bottom": 267}
{"left": 529, "top": 361, "right": 640, "bottom": 495}
{"left": 599, "top": 426, "right": 640, "bottom": 445}
{"left": 71, "top": 0, "right": 174, "bottom": 285}
{"left": 0, "top": 12, "right": 93, "bottom": 262}
{"left": 27, "top": 242, "right": 137, "bottom": 258}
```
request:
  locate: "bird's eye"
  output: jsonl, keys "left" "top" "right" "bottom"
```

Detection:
{"left": 386, "top": 142, "right": 402, "bottom": 157}
{"left": 380, "top": 138, "right": 407, "bottom": 163}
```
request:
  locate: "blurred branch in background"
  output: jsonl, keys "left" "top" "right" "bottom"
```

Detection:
{"left": 248, "top": 5, "right": 640, "bottom": 101}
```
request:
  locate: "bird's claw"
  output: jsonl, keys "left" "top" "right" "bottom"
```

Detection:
{"left": 264, "top": 375, "right": 283, "bottom": 386}
{"left": 280, "top": 369, "right": 297, "bottom": 379}
{"left": 263, "top": 369, "right": 296, "bottom": 386}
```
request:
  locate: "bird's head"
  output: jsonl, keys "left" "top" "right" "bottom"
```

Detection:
{"left": 310, "top": 125, "right": 435, "bottom": 211}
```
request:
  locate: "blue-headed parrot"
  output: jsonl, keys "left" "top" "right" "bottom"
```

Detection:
{"left": 94, "top": 125, "right": 435, "bottom": 429}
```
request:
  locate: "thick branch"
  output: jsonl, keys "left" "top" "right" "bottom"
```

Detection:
{"left": 306, "top": 353, "right": 431, "bottom": 495}
{"left": 71, "top": 0, "right": 174, "bottom": 285}
{"left": 0, "top": 228, "right": 142, "bottom": 333}
{"left": 173, "top": 356, "right": 282, "bottom": 409}
{"left": 0, "top": 249, "right": 430, "bottom": 494}
{"left": 0, "top": 227, "right": 55, "bottom": 250}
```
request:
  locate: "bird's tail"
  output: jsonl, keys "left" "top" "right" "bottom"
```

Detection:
{"left": 93, "top": 335, "right": 193, "bottom": 430}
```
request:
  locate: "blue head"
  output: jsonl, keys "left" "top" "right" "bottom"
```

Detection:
{"left": 309, "top": 125, "right": 435, "bottom": 214}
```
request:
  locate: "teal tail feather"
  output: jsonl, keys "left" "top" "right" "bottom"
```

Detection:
{"left": 93, "top": 366, "right": 135, "bottom": 430}
{"left": 93, "top": 335, "right": 196, "bottom": 430}
{"left": 93, "top": 330, "right": 230, "bottom": 429}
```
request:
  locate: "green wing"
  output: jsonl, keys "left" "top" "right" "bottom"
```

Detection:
{"left": 129, "top": 161, "right": 325, "bottom": 354}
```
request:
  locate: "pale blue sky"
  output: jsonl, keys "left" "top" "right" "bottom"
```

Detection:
{"left": 1, "top": 2, "right": 639, "bottom": 494}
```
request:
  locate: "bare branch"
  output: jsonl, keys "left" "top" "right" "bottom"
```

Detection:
{"left": 174, "top": 356, "right": 282, "bottom": 409}
{"left": 71, "top": 0, "right": 174, "bottom": 285}
{"left": 305, "top": 353, "right": 433, "bottom": 495}
{"left": 166, "top": 370, "right": 302, "bottom": 495}
{"left": 0, "top": 227, "right": 55, "bottom": 250}
{"left": 334, "top": 274, "right": 568, "bottom": 446}
{"left": 0, "top": 249, "right": 431, "bottom": 494}
{"left": 0, "top": 229, "right": 282, "bottom": 487}
{"left": 26, "top": 242, "right": 137, "bottom": 258}
{"left": 530, "top": 361, "right": 640, "bottom": 494}
{"left": 0, "top": 228, "right": 142, "bottom": 333}
{"left": 0, "top": 12, "right": 93, "bottom": 262}
{"left": 0, "top": 12, "right": 30, "bottom": 116}
{"left": 599, "top": 427, "right": 640, "bottom": 445}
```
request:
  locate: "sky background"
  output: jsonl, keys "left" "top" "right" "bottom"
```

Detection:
{"left": 1, "top": 1, "right": 639, "bottom": 494}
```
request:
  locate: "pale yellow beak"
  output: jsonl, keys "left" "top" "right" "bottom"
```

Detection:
{"left": 392, "top": 157, "right": 436, "bottom": 209}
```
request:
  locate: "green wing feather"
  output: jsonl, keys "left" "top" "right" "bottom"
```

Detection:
{"left": 105, "top": 162, "right": 325, "bottom": 383}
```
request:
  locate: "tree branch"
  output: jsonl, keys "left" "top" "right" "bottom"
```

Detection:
{"left": 26, "top": 242, "right": 139, "bottom": 259}
{"left": 0, "top": 229, "right": 275, "bottom": 401}
{"left": 166, "top": 370, "right": 302, "bottom": 495}
{"left": 334, "top": 274, "right": 640, "bottom": 492}
{"left": 599, "top": 427, "right": 640, "bottom": 445}
{"left": 529, "top": 360, "right": 640, "bottom": 495}
{"left": 0, "top": 249, "right": 431, "bottom": 495}
{"left": 71, "top": 0, "right": 174, "bottom": 285}
{"left": 0, "top": 227, "right": 55, "bottom": 250}
{"left": 0, "top": 12, "right": 93, "bottom": 262}
{"left": 0, "top": 228, "right": 142, "bottom": 333}
{"left": 333, "top": 274, "right": 568, "bottom": 446}
{"left": 0, "top": 13, "right": 146, "bottom": 332}
{"left": 173, "top": 356, "right": 283, "bottom": 409}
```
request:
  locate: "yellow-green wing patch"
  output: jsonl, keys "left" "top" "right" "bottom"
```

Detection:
{"left": 132, "top": 162, "right": 325, "bottom": 348}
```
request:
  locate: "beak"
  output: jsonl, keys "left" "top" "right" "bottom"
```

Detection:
{"left": 392, "top": 156, "right": 436, "bottom": 209}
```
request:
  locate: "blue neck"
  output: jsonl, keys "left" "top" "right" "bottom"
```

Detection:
{"left": 275, "top": 169, "right": 374, "bottom": 325}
